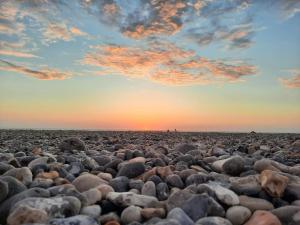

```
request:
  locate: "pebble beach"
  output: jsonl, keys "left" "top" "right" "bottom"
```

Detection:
{"left": 0, "top": 130, "right": 299, "bottom": 225}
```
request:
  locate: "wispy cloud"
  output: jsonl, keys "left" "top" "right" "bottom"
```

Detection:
{"left": 0, "top": 59, "right": 71, "bottom": 80}
{"left": 279, "top": 70, "right": 300, "bottom": 89}
{"left": 83, "top": 41, "right": 256, "bottom": 85}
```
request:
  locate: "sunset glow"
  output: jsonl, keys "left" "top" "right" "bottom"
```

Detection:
{"left": 0, "top": 0, "right": 300, "bottom": 132}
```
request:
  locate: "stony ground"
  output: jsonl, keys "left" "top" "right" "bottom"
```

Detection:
{"left": 0, "top": 129, "right": 299, "bottom": 225}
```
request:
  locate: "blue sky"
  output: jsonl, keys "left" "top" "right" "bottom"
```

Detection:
{"left": 0, "top": 0, "right": 299, "bottom": 132}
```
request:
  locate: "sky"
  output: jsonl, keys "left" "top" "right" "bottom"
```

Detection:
{"left": 0, "top": 0, "right": 300, "bottom": 132}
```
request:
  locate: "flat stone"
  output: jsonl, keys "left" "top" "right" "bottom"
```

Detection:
{"left": 239, "top": 195, "right": 274, "bottom": 212}
{"left": 11, "top": 196, "right": 81, "bottom": 218}
{"left": 226, "top": 206, "right": 252, "bottom": 225}
{"left": 49, "top": 215, "right": 98, "bottom": 225}
{"left": 229, "top": 175, "right": 261, "bottom": 195}
{"left": 196, "top": 217, "right": 232, "bottom": 225}
{"left": 208, "top": 183, "right": 239, "bottom": 206}
{"left": 107, "top": 192, "right": 159, "bottom": 208}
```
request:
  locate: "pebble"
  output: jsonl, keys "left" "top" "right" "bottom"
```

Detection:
{"left": 72, "top": 173, "right": 107, "bottom": 192}
{"left": 121, "top": 206, "right": 142, "bottom": 224}
{"left": 167, "top": 207, "right": 194, "bottom": 225}
{"left": 11, "top": 196, "right": 81, "bottom": 218}
{"left": 80, "top": 205, "right": 102, "bottom": 218}
{"left": 7, "top": 205, "right": 48, "bottom": 225}
{"left": 0, "top": 130, "right": 299, "bottom": 225}
{"left": 117, "top": 162, "right": 146, "bottom": 178}
{"left": 142, "top": 181, "right": 156, "bottom": 197}
{"left": 226, "top": 206, "right": 252, "bottom": 225}
{"left": 239, "top": 195, "right": 274, "bottom": 212}
{"left": 49, "top": 215, "right": 98, "bottom": 225}
{"left": 244, "top": 210, "right": 282, "bottom": 225}
{"left": 195, "top": 217, "right": 233, "bottom": 225}
{"left": 107, "top": 192, "right": 159, "bottom": 208}
{"left": 259, "top": 170, "right": 289, "bottom": 197}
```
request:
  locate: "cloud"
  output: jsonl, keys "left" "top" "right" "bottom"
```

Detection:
{"left": 70, "top": 27, "right": 88, "bottom": 36}
{"left": 279, "top": 70, "right": 300, "bottom": 89}
{"left": 0, "top": 40, "right": 38, "bottom": 58}
{"left": 82, "top": 41, "right": 256, "bottom": 85}
{"left": 0, "top": 59, "right": 71, "bottom": 80}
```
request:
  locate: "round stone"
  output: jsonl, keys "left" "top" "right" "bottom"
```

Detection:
{"left": 141, "top": 181, "right": 156, "bottom": 197}
{"left": 226, "top": 206, "right": 252, "bottom": 225}
{"left": 117, "top": 162, "right": 145, "bottom": 179}
{"left": 121, "top": 205, "right": 142, "bottom": 224}
{"left": 72, "top": 173, "right": 107, "bottom": 192}
{"left": 7, "top": 205, "right": 48, "bottom": 225}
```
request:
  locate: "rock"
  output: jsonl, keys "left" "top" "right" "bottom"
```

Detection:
{"left": 226, "top": 206, "right": 252, "bottom": 225}
{"left": 117, "top": 162, "right": 145, "bottom": 178}
{"left": 129, "top": 180, "right": 144, "bottom": 191}
{"left": 72, "top": 173, "right": 107, "bottom": 192}
{"left": 271, "top": 206, "right": 300, "bottom": 225}
{"left": 209, "top": 147, "right": 228, "bottom": 157}
{"left": 28, "top": 157, "right": 51, "bottom": 169}
{"left": 244, "top": 210, "right": 281, "bottom": 225}
{"left": 36, "top": 171, "right": 59, "bottom": 180}
{"left": 0, "top": 187, "right": 50, "bottom": 224}
{"left": 3, "top": 167, "right": 33, "bottom": 186}
{"left": 167, "top": 207, "right": 194, "bottom": 225}
{"left": 0, "top": 176, "right": 27, "bottom": 198}
{"left": 208, "top": 183, "right": 239, "bottom": 206}
{"left": 0, "top": 180, "right": 8, "bottom": 202}
{"left": 121, "top": 206, "right": 142, "bottom": 224}
{"left": 156, "top": 182, "right": 170, "bottom": 201}
{"left": 81, "top": 205, "right": 102, "bottom": 218}
{"left": 31, "top": 177, "right": 54, "bottom": 188}
{"left": 107, "top": 192, "right": 159, "bottom": 208}
{"left": 229, "top": 175, "right": 262, "bottom": 195}
{"left": 259, "top": 170, "right": 289, "bottom": 197}
{"left": 7, "top": 205, "right": 48, "bottom": 225}
{"left": 12, "top": 196, "right": 81, "bottom": 218}
{"left": 49, "top": 215, "right": 98, "bottom": 225}
{"left": 82, "top": 188, "right": 102, "bottom": 205}
{"left": 0, "top": 162, "right": 15, "bottom": 175}
{"left": 181, "top": 194, "right": 225, "bottom": 221}
{"left": 59, "top": 137, "right": 86, "bottom": 152}
{"left": 157, "top": 166, "right": 174, "bottom": 179}
{"left": 98, "top": 172, "right": 113, "bottom": 181}
{"left": 174, "top": 143, "right": 197, "bottom": 154}
{"left": 166, "top": 174, "right": 184, "bottom": 189}
{"left": 166, "top": 189, "right": 194, "bottom": 211}
{"left": 195, "top": 217, "right": 232, "bottom": 225}
{"left": 99, "top": 212, "right": 120, "bottom": 224}
{"left": 185, "top": 173, "right": 209, "bottom": 186}
{"left": 239, "top": 195, "right": 274, "bottom": 212}
{"left": 141, "top": 208, "right": 166, "bottom": 220}
{"left": 222, "top": 156, "right": 245, "bottom": 176}
{"left": 97, "top": 184, "right": 114, "bottom": 199}
{"left": 142, "top": 181, "right": 156, "bottom": 197}
{"left": 109, "top": 176, "right": 130, "bottom": 192}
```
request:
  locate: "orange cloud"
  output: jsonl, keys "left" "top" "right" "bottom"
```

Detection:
{"left": 279, "top": 70, "right": 300, "bottom": 89}
{"left": 83, "top": 42, "right": 256, "bottom": 85}
{"left": 0, "top": 60, "right": 71, "bottom": 80}
{"left": 122, "top": 0, "right": 187, "bottom": 38}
